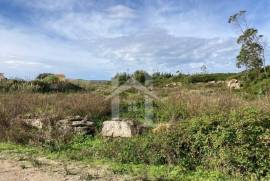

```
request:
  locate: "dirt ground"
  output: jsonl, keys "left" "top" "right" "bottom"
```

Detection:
{"left": 0, "top": 155, "right": 129, "bottom": 181}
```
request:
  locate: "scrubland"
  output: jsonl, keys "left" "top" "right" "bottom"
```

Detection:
{"left": 0, "top": 72, "right": 270, "bottom": 180}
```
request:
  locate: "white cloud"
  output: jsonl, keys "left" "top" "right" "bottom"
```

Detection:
{"left": 13, "top": 0, "right": 78, "bottom": 11}
{"left": 1, "top": 0, "right": 269, "bottom": 79}
{"left": 0, "top": 22, "right": 115, "bottom": 79}
{"left": 106, "top": 5, "right": 137, "bottom": 19}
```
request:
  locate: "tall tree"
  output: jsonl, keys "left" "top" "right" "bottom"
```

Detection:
{"left": 200, "top": 64, "right": 208, "bottom": 74}
{"left": 228, "top": 11, "right": 266, "bottom": 74}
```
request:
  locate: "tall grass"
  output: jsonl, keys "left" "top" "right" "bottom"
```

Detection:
{"left": 0, "top": 93, "right": 110, "bottom": 144}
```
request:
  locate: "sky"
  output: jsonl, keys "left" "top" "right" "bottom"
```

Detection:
{"left": 0, "top": 0, "right": 269, "bottom": 80}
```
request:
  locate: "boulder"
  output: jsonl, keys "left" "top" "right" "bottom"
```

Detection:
{"left": 208, "top": 81, "right": 216, "bottom": 84}
{"left": 227, "top": 79, "right": 241, "bottom": 90}
{"left": 101, "top": 120, "right": 134, "bottom": 137}
{"left": 216, "top": 81, "right": 225, "bottom": 84}
{"left": 22, "top": 118, "right": 44, "bottom": 129}
{"left": 58, "top": 116, "right": 95, "bottom": 135}
{"left": 101, "top": 119, "right": 150, "bottom": 138}
{"left": 71, "top": 120, "right": 94, "bottom": 127}
{"left": 22, "top": 115, "right": 95, "bottom": 135}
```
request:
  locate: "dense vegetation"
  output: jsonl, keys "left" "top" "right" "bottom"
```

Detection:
{"left": 0, "top": 9, "right": 269, "bottom": 180}
{"left": 0, "top": 75, "right": 270, "bottom": 179}
{"left": 1, "top": 66, "right": 270, "bottom": 180}
{"left": 0, "top": 78, "right": 83, "bottom": 93}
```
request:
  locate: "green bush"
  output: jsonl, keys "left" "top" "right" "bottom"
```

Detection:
{"left": 6, "top": 107, "right": 268, "bottom": 179}
{"left": 36, "top": 73, "right": 54, "bottom": 80}
{"left": 132, "top": 70, "right": 151, "bottom": 84}
{"left": 188, "top": 73, "right": 237, "bottom": 83}
{"left": 94, "top": 108, "right": 270, "bottom": 178}
{"left": 112, "top": 70, "right": 151, "bottom": 85}
{"left": 42, "top": 75, "right": 60, "bottom": 83}
{"left": 31, "top": 80, "right": 84, "bottom": 93}
{"left": 112, "top": 72, "right": 130, "bottom": 86}
{"left": 0, "top": 79, "right": 84, "bottom": 93}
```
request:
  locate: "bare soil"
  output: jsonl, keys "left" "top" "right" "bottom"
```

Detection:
{"left": 0, "top": 154, "right": 129, "bottom": 181}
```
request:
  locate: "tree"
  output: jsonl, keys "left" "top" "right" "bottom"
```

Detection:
{"left": 200, "top": 64, "right": 208, "bottom": 74}
{"left": 132, "top": 70, "right": 150, "bottom": 84}
{"left": 228, "top": 11, "right": 266, "bottom": 74}
{"left": 36, "top": 73, "right": 53, "bottom": 80}
{"left": 43, "top": 75, "right": 60, "bottom": 84}
{"left": 112, "top": 72, "right": 130, "bottom": 86}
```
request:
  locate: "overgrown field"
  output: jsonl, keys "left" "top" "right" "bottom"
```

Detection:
{"left": 0, "top": 76, "right": 270, "bottom": 180}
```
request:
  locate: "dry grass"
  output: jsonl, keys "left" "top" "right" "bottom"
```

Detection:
{"left": 1, "top": 88, "right": 270, "bottom": 144}
{"left": 158, "top": 88, "right": 270, "bottom": 121}
{"left": 0, "top": 93, "right": 110, "bottom": 144}
{"left": 0, "top": 93, "right": 110, "bottom": 119}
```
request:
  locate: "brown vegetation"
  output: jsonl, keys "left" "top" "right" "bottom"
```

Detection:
{"left": 0, "top": 93, "right": 110, "bottom": 144}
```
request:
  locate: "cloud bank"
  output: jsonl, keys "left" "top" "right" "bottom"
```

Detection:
{"left": 0, "top": 0, "right": 269, "bottom": 79}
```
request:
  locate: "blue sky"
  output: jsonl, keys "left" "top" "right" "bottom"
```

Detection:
{"left": 0, "top": 0, "right": 269, "bottom": 80}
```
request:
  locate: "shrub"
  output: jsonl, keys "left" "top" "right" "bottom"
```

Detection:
{"left": 31, "top": 80, "right": 84, "bottom": 93}
{"left": 132, "top": 70, "right": 151, "bottom": 84}
{"left": 0, "top": 79, "right": 85, "bottom": 93}
{"left": 36, "top": 73, "right": 54, "bottom": 80}
{"left": 112, "top": 72, "right": 130, "bottom": 86}
{"left": 96, "top": 108, "right": 270, "bottom": 178}
{"left": 42, "top": 75, "right": 60, "bottom": 83}
{"left": 0, "top": 93, "right": 111, "bottom": 144}
{"left": 188, "top": 73, "right": 237, "bottom": 83}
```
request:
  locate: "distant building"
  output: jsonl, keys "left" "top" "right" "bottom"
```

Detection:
{"left": 54, "top": 74, "right": 66, "bottom": 81}
{"left": 0, "top": 73, "right": 6, "bottom": 81}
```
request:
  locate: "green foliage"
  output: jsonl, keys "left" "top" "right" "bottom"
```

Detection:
{"left": 42, "top": 108, "right": 269, "bottom": 179}
{"left": 42, "top": 75, "right": 60, "bottom": 83}
{"left": 112, "top": 72, "right": 130, "bottom": 86}
{"left": 96, "top": 108, "right": 270, "bottom": 178}
{"left": 235, "top": 66, "right": 270, "bottom": 95}
{"left": 236, "top": 36, "right": 264, "bottom": 70}
{"left": 152, "top": 72, "right": 174, "bottom": 79}
{"left": 37, "top": 108, "right": 269, "bottom": 179}
{"left": 32, "top": 80, "right": 84, "bottom": 93}
{"left": 1, "top": 108, "right": 269, "bottom": 179}
{"left": 229, "top": 11, "right": 265, "bottom": 72}
{"left": 132, "top": 70, "right": 151, "bottom": 84}
{"left": 187, "top": 73, "right": 236, "bottom": 83}
{"left": 113, "top": 70, "right": 151, "bottom": 85}
{"left": 36, "top": 73, "right": 54, "bottom": 80}
{"left": 0, "top": 142, "right": 241, "bottom": 180}
{"left": 0, "top": 79, "right": 84, "bottom": 93}
{"left": 119, "top": 98, "right": 147, "bottom": 121}
{"left": 155, "top": 99, "right": 188, "bottom": 122}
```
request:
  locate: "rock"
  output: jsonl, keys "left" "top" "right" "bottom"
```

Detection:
{"left": 101, "top": 120, "right": 134, "bottom": 137}
{"left": 22, "top": 118, "right": 44, "bottom": 129}
{"left": 152, "top": 123, "right": 172, "bottom": 134}
{"left": 58, "top": 115, "right": 95, "bottom": 135}
{"left": 227, "top": 79, "right": 241, "bottom": 90}
{"left": 101, "top": 119, "right": 150, "bottom": 138}
{"left": 66, "top": 115, "right": 82, "bottom": 122}
{"left": 71, "top": 120, "right": 94, "bottom": 127}
{"left": 208, "top": 81, "right": 216, "bottom": 84}
{"left": 217, "top": 81, "right": 225, "bottom": 84}
{"left": 22, "top": 115, "right": 95, "bottom": 135}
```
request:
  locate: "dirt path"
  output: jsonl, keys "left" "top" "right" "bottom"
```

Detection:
{"left": 0, "top": 154, "right": 130, "bottom": 181}
{"left": 0, "top": 159, "right": 80, "bottom": 181}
